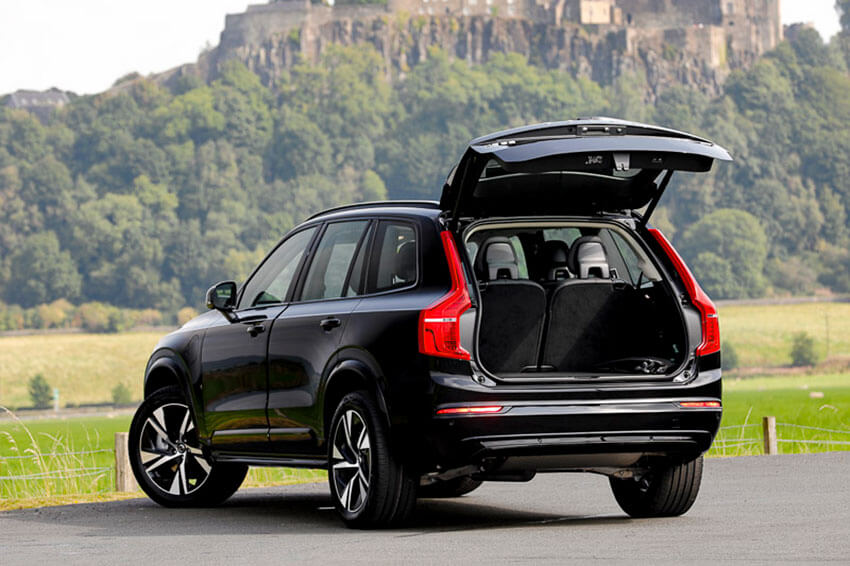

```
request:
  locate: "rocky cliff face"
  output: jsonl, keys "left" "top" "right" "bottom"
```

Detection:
{"left": 147, "top": 1, "right": 767, "bottom": 102}
{"left": 199, "top": 14, "right": 728, "bottom": 99}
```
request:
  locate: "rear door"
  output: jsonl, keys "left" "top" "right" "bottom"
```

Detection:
{"left": 440, "top": 118, "right": 732, "bottom": 224}
{"left": 265, "top": 220, "right": 372, "bottom": 456}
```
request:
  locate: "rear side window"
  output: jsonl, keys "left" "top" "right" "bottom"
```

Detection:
{"left": 301, "top": 221, "right": 369, "bottom": 301}
{"left": 368, "top": 222, "right": 417, "bottom": 293}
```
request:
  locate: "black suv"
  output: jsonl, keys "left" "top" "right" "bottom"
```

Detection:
{"left": 129, "top": 119, "right": 730, "bottom": 528}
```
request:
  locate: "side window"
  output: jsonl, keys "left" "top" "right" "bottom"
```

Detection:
{"left": 301, "top": 221, "right": 370, "bottom": 301}
{"left": 345, "top": 224, "right": 372, "bottom": 297}
{"left": 240, "top": 226, "right": 317, "bottom": 308}
{"left": 368, "top": 222, "right": 417, "bottom": 293}
{"left": 610, "top": 231, "right": 646, "bottom": 286}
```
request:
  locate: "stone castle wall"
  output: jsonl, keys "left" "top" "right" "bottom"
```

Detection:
{"left": 193, "top": 0, "right": 783, "bottom": 99}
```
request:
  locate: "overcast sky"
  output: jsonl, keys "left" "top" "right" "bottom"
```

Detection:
{"left": 0, "top": 0, "right": 843, "bottom": 95}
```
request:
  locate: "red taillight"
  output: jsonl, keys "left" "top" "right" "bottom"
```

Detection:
{"left": 648, "top": 228, "right": 720, "bottom": 357}
{"left": 436, "top": 405, "right": 503, "bottom": 415}
{"left": 419, "top": 231, "right": 472, "bottom": 360}
{"left": 678, "top": 401, "right": 722, "bottom": 408}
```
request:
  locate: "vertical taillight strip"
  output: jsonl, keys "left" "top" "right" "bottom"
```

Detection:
{"left": 647, "top": 228, "right": 720, "bottom": 356}
{"left": 418, "top": 231, "right": 472, "bottom": 360}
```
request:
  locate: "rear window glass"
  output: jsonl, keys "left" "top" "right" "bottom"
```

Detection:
{"left": 369, "top": 222, "right": 417, "bottom": 293}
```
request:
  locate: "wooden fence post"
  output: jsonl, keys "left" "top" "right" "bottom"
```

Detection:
{"left": 762, "top": 416, "right": 778, "bottom": 455}
{"left": 115, "top": 432, "right": 137, "bottom": 492}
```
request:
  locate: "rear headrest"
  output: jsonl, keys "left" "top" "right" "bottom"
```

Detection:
{"left": 477, "top": 237, "right": 519, "bottom": 281}
{"left": 393, "top": 241, "right": 416, "bottom": 283}
{"left": 542, "top": 240, "right": 571, "bottom": 281}
{"left": 568, "top": 236, "right": 609, "bottom": 279}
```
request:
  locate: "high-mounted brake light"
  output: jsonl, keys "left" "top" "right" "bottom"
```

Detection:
{"left": 648, "top": 228, "right": 720, "bottom": 357}
{"left": 436, "top": 406, "right": 503, "bottom": 415}
{"left": 678, "top": 401, "right": 722, "bottom": 409}
{"left": 419, "top": 231, "right": 472, "bottom": 360}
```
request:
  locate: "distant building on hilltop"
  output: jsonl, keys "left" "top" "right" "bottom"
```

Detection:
{"left": 5, "top": 89, "right": 70, "bottom": 123}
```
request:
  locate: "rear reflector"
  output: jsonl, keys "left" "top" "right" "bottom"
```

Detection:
{"left": 678, "top": 401, "right": 721, "bottom": 409}
{"left": 436, "top": 406, "right": 504, "bottom": 415}
{"left": 419, "top": 231, "right": 472, "bottom": 360}
{"left": 647, "top": 228, "right": 720, "bottom": 357}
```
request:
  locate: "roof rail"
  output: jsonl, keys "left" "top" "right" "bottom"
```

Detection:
{"left": 306, "top": 200, "right": 441, "bottom": 221}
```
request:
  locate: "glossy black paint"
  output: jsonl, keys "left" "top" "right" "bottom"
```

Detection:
{"left": 141, "top": 120, "right": 727, "bottom": 480}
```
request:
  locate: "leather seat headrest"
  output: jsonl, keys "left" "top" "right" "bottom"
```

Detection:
{"left": 476, "top": 237, "right": 519, "bottom": 281}
{"left": 568, "top": 236, "right": 609, "bottom": 279}
{"left": 542, "top": 240, "right": 571, "bottom": 280}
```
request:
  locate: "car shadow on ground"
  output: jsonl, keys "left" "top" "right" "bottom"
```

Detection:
{"left": 4, "top": 484, "right": 631, "bottom": 536}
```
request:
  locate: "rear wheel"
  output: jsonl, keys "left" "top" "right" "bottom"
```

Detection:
{"left": 129, "top": 387, "right": 247, "bottom": 507}
{"left": 418, "top": 476, "right": 482, "bottom": 498}
{"left": 328, "top": 391, "right": 417, "bottom": 528}
{"left": 609, "top": 455, "right": 703, "bottom": 518}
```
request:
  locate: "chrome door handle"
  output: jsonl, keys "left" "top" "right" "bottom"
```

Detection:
{"left": 246, "top": 323, "right": 265, "bottom": 337}
{"left": 319, "top": 318, "right": 341, "bottom": 331}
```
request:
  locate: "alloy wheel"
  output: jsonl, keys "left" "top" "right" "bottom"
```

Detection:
{"left": 331, "top": 409, "right": 372, "bottom": 514}
{"left": 138, "top": 402, "right": 212, "bottom": 496}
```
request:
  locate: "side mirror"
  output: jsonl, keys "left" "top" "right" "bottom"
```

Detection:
{"left": 206, "top": 281, "right": 237, "bottom": 312}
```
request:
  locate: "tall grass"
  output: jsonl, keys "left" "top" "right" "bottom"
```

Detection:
{"left": 0, "top": 407, "right": 113, "bottom": 501}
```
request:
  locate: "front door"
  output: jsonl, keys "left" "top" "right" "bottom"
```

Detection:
{"left": 201, "top": 226, "right": 318, "bottom": 451}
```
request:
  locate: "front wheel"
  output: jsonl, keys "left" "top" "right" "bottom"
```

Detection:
{"left": 609, "top": 455, "right": 703, "bottom": 518}
{"left": 328, "top": 391, "right": 417, "bottom": 528}
{"left": 129, "top": 386, "right": 247, "bottom": 507}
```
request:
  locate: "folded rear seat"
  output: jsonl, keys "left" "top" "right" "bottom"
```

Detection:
{"left": 475, "top": 237, "right": 546, "bottom": 374}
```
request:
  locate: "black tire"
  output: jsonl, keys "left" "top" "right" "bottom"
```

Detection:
{"left": 129, "top": 386, "right": 248, "bottom": 508}
{"left": 328, "top": 391, "right": 417, "bottom": 528}
{"left": 418, "top": 476, "right": 483, "bottom": 498}
{"left": 609, "top": 455, "right": 704, "bottom": 518}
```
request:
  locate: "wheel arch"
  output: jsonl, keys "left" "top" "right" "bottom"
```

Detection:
{"left": 143, "top": 352, "right": 208, "bottom": 439}
{"left": 321, "top": 358, "right": 390, "bottom": 443}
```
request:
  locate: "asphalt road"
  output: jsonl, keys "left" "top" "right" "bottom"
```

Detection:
{"left": 2, "top": 452, "right": 848, "bottom": 564}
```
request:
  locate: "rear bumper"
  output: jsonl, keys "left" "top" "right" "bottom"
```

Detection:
{"left": 421, "top": 369, "right": 722, "bottom": 473}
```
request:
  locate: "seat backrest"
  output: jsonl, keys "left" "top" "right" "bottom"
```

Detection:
{"left": 539, "top": 279, "right": 623, "bottom": 372}
{"left": 475, "top": 237, "right": 546, "bottom": 374}
{"left": 568, "top": 236, "right": 609, "bottom": 279}
{"left": 478, "top": 280, "right": 547, "bottom": 374}
{"left": 392, "top": 241, "right": 416, "bottom": 284}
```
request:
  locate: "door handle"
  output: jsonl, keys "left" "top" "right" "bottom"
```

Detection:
{"left": 319, "top": 318, "right": 342, "bottom": 331}
{"left": 246, "top": 323, "right": 265, "bottom": 337}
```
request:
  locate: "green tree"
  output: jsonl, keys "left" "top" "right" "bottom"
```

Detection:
{"left": 678, "top": 210, "right": 768, "bottom": 299}
{"left": 28, "top": 374, "right": 52, "bottom": 409}
{"left": 6, "top": 232, "right": 81, "bottom": 307}
{"left": 790, "top": 331, "right": 818, "bottom": 367}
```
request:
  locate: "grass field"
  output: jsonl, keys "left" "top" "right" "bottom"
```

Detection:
{"left": 709, "top": 373, "right": 850, "bottom": 456}
{"left": 0, "top": 332, "right": 163, "bottom": 408}
{"left": 719, "top": 302, "right": 850, "bottom": 368}
{"left": 0, "top": 302, "right": 847, "bottom": 409}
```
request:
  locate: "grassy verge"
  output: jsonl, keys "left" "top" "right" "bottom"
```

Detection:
{"left": 709, "top": 373, "right": 850, "bottom": 456}
{"left": 0, "top": 411, "right": 324, "bottom": 511}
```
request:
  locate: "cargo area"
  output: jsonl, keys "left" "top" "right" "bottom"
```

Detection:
{"left": 466, "top": 222, "right": 688, "bottom": 378}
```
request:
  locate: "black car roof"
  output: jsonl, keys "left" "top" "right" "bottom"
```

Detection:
{"left": 305, "top": 200, "right": 441, "bottom": 223}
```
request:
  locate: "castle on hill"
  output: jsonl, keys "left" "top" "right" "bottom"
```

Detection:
{"left": 202, "top": 0, "right": 785, "bottom": 96}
